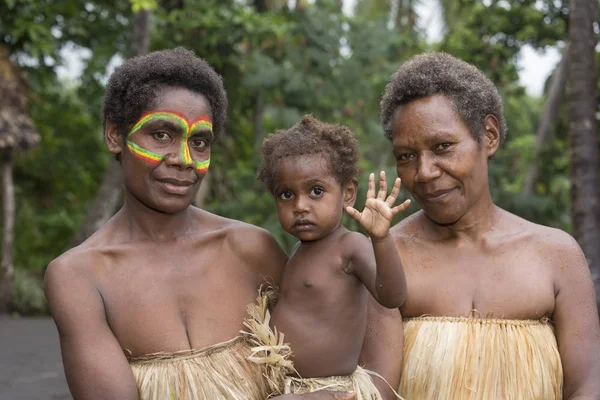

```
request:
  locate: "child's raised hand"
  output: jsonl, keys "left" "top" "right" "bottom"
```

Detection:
{"left": 346, "top": 171, "right": 410, "bottom": 240}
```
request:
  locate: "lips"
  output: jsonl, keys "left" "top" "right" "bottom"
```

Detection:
{"left": 156, "top": 177, "right": 196, "bottom": 195}
{"left": 419, "top": 188, "right": 454, "bottom": 202}
{"left": 292, "top": 219, "right": 315, "bottom": 231}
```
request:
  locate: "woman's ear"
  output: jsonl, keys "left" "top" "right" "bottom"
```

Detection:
{"left": 105, "top": 121, "right": 123, "bottom": 155}
{"left": 483, "top": 115, "right": 500, "bottom": 157}
{"left": 343, "top": 178, "right": 358, "bottom": 208}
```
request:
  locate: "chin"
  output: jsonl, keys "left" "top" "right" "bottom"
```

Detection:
{"left": 293, "top": 232, "right": 323, "bottom": 242}
{"left": 151, "top": 198, "right": 195, "bottom": 214}
{"left": 423, "top": 211, "right": 461, "bottom": 226}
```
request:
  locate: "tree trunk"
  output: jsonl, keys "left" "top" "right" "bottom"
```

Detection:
{"left": 253, "top": 0, "right": 267, "bottom": 12}
{"left": 71, "top": 159, "right": 124, "bottom": 246}
{"left": 252, "top": 0, "right": 266, "bottom": 153}
{"left": 523, "top": 45, "right": 569, "bottom": 195}
{"left": 1, "top": 149, "right": 14, "bottom": 313}
{"left": 70, "top": 10, "right": 152, "bottom": 247}
{"left": 568, "top": 0, "right": 600, "bottom": 307}
{"left": 128, "top": 10, "right": 152, "bottom": 58}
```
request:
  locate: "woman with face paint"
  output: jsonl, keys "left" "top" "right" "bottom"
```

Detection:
{"left": 43, "top": 47, "right": 402, "bottom": 400}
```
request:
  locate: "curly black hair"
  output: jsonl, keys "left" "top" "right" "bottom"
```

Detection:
{"left": 102, "top": 47, "right": 228, "bottom": 138}
{"left": 257, "top": 115, "right": 359, "bottom": 192}
{"left": 380, "top": 52, "right": 507, "bottom": 144}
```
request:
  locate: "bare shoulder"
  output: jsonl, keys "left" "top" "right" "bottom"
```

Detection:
{"left": 44, "top": 243, "right": 111, "bottom": 339}
{"left": 390, "top": 211, "right": 428, "bottom": 247}
{"left": 495, "top": 210, "right": 589, "bottom": 283}
{"left": 532, "top": 223, "right": 589, "bottom": 283}
{"left": 215, "top": 215, "right": 287, "bottom": 284}
{"left": 340, "top": 230, "right": 370, "bottom": 253}
{"left": 44, "top": 243, "right": 103, "bottom": 304}
{"left": 504, "top": 211, "right": 585, "bottom": 264}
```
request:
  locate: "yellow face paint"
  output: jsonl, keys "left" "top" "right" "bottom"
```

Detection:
{"left": 127, "top": 110, "right": 213, "bottom": 172}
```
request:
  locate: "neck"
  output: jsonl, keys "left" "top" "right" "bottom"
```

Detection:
{"left": 117, "top": 193, "right": 196, "bottom": 242}
{"left": 424, "top": 188, "right": 499, "bottom": 243}
{"left": 299, "top": 222, "right": 346, "bottom": 245}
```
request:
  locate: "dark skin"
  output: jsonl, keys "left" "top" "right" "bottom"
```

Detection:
{"left": 390, "top": 94, "right": 600, "bottom": 399}
{"left": 270, "top": 154, "right": 409, "bottom": 379}
{"left": 44, "top": 87, "right": 402, "bottom": 400}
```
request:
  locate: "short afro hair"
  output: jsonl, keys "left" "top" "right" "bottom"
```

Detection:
{"left": 102, "top": 47, "right": 228, "bottom": 138}
{"left": 380, "top": 52, "right": 507, "bottom": 144}
{"left": 257, "top": 115, "right": 359, "bottom": 192}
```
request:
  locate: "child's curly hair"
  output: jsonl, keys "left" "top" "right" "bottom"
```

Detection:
{"left": 257, "top": 115, "right": 359, "bottom": 192}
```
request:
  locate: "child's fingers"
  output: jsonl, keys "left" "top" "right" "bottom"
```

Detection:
{"left": 391, "top": 199, "right": 411, "bottom": 215}
{"left": 377, "top": 171, "right": 387, "bottom": 200}
{"left": 345, "top": 206, "right": 362, "bottom": 222}
{"left": 366, "top": 173, "right": 376, "bottom": 199}
{"left": 385, "top": 178, "right": 401, "bottom": 207}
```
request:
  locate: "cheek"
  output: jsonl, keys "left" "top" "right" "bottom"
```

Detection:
{"left": 396, "top": 166, "right": 415, "bottom": 190}
{"left": 275, "top": 202, "right": 290, "bottom": 220}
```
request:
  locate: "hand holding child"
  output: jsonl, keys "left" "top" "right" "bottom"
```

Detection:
{"left": 346, "top": 171, "right": 410, "bottom": 240}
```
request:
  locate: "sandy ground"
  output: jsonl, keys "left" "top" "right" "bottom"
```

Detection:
{"left": 0, "top": 316, "right": 71, "bottom": 400}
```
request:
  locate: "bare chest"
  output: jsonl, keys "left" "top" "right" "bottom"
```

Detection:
{"left": 400, "top": 241, "right": 556, "bottom": 319}
{"left": 97, "top": 244, "right": 260, "bottom": 355}
{"left": 279, "top": 246, "right": 361, "bottom": 304}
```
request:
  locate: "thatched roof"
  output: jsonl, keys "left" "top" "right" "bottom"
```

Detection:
{"left": 0, "top": 44, "right": 39, "bottom": 151}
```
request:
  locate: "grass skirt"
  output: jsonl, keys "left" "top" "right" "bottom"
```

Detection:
{"left": 400, "top": 316, "right": 563, "bottom": 400}
{"left": 283, "top": 367, "right": 384, "bottom": 400}
{"left": 128, "top": 336, "right": 271, "bottom": 400}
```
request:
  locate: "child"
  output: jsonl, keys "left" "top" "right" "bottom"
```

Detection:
{"left": 254, "top": 115, "right": 409, "bottom": 399}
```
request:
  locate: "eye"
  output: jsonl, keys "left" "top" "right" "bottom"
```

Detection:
{"left": 278, "top": 191, "right": 293, "bottom": 201}
{"left": 310, "top": 187, "right": 324, "bottom": 197}
{"left": 153, "top": 131, "right": 171, "bottom": 141}
{"left": 396, "top": 153, "right": 414, "bottom": 162}
{"left": 190, "top": 138, "right": 208, "bottom": 150}
{"left": 435, "top": 142, "right": 452, "bottom": 151}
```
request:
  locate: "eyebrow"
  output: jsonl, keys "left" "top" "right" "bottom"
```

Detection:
{"left": 190, "top": 124, "right": 213, "bottom": 134}
{"left": 304, "top": 179, "right": 328, "bottom": 186}
{"left": 143, "top": 119, "right": 185, "bottom": 131}
{"left": 393, "top": 130, "right": 457, "bottom": 150}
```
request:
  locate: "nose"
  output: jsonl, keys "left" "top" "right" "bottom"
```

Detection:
{"left": 293, "top": 195, "right": 310, "bottom": 214}
{"left": 164, "top": 141, "right": 194, "bottom": 169}
{"left": 415, "top": 153, "right": 442, "bottom": 183}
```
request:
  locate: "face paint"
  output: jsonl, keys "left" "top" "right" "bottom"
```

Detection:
{"left": 126, "top": 110, "right": 213, "bottom": 172}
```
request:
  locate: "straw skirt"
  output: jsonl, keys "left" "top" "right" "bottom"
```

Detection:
{"left": 128, "top": 336, "right": 271, "bottom": 400}
{"left": 400, "top": 316, "right": 563, "bottom": 400}
{"left": 283, "top": 367, "right": 384, "bottom": 400}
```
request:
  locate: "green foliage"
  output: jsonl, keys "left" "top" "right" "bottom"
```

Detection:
{"left": 10, "top": 269, "right": 47, "bottom": 316}
{"left": 438, "top": 0, "right": 566, "bottom": 84}
{"left": 13, "top": 80, "right": 108, "bottom": 273}
{"left": 131, "top": 0, "right": 158, "bottom": 12}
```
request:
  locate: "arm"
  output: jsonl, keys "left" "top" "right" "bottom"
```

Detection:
{"left": 44, "top": 259, "right": 139, "bottom": 400}
{"left": 551, "top": 234, "right": 600, "bottom": 400}
{"left": 359, "top": 295, "right": 404, "bottom": 400}
{"left": 346, "top": 172, "right": 410, "bottom": 308}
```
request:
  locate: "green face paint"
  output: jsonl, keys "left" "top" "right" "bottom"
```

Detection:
{"left": 126, "top": 110, "right": 213, "bottom": 172}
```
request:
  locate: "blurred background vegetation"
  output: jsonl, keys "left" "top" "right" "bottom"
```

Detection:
{"left": 0, "top": 0, "right": 598, "bottom": 315}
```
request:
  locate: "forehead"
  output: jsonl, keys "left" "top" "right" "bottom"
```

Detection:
{"left": 275, "top": 153, "right": 335, "bottom": 184}
{"left": 148, "top": 87, "right": 213, "bottom": 122}
{"left": 391, "top": 95, "right": 470, "bottom": 147}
